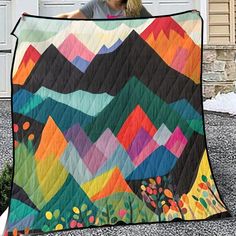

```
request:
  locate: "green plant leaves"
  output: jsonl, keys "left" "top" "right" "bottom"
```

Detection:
{"left": 192, "top": 195, "right": 199, "bottom": 201}
{"left": 202, "top": 175, "right": 208, "bottom": 183}
{"left": 110, "top": 209, "right": 115, "bottom": 215}
{"left": 200, "top": 198, "right": 208, "bottom": 209}
{"left": 102, "top": 212, "right": 108, "bottom": 217}
{"left": 73, "top": 214, "right": 80, "bottom": 220}
{"left": 53, "top": 209, "right": 60, "bottom": 219}
{"left": 111, "top": 217, "right": 118, "bottom": 224}
{"left": 87, "top": 210, "right": 92, "bottom": 216}
{"left": 81, "top": 204, "right": 87, "bottom": 212}
{"left": 124, "top": 202, "right": 130, "bottom": 209}
{"left": 42, "top": 224, "right": 50, "bottom": 232}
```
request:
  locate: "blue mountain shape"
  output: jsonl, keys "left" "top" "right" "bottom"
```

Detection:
{"left": 72, "top": 55, "right": 90, "bottom": 72}
{"left": 25, "top": 97, "right": 94, "bottom": 131}
{"left": 169, "top": 99, "right": 201, "bottom": 120}
{"left": 95, "top": 144, "right": 135, "bottom": 178}
{"left": 13, "top": 89, "right": 34, "bottom": 113}
{"left": 126, "top": 146, "right": 177, "bottom": 181}
{"left": 60, "top": 142, "right": 93, "bottom": 184}
{"left": 98, "top": 39, "right": 123, "bottom": 54}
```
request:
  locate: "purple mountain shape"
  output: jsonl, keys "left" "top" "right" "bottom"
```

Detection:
{"left": 64, "top": 124, "right": 92, "bottom": 158}
{"left": 127, "top": 127, "right": 153, "bottom": 161}
{"left": 83, "top": 129, "right": 121, "bottom": 174}
{"left": 95, "top": 128, "right": 119, "bottom": 158}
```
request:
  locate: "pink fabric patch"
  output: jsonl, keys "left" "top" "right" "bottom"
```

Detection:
{"left": 107, "top": 14, "right": 124, "bottom": 19}
{"left": 165, "top": 127, "right": 188, "bottom": 158}
{"left": 58, "top": 33, "right": 95, "bottom": 62}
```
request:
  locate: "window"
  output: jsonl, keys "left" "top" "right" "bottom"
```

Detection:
{"left": 208, "top": 0, "right": 235, "bottom": 44}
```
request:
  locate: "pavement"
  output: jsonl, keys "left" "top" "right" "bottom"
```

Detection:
{"left": 0, "top": 100, "right": 235, "bottom": 236}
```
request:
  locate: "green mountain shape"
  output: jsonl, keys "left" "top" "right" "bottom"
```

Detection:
{"left": 19, "top": 30, "right": 56, "bottom": 43}
{"left": 35, "top": 86, "right": 114, "bottom": 116}
{"left": 94, "top": 192, "right": 157, "bottom": 225}
{"left": 14, "top": 142, "right": 46, "bottom": 210}
{"left": 8, "top": 199, "right": 38, "bottom": 228}
{"left": 94, "top": 18, "right": 148, "bottom": 30}
{"left": 84, "top": 76, "right": 195, "bottom": 141}
{"left": 187, "top": 119, "right": 204, "bottom": 135}
{"left": 24, "top": 97, "right": 93, "bottom": 132}
{"left": 32, "top": 174, "right": 97, "bottom": 230}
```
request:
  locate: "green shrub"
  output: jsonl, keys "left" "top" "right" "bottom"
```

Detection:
{"left": 0, "top": 163, "right": 13, "bottom": 215}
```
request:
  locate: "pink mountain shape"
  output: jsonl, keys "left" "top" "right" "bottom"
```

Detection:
{"left": 58, "top": 33, "right": 95, "bottom": 62}
{"left": 165, "top": 127, "right": 188, "bottom": 158}
{"left": 95, "top": 128, "right": 119, "bottom": 159}
{"left": 171, "top": 47, "right": 189, "bottom": 72}
{"left": 83, "top": 145, "right": 107, "bottom": 175}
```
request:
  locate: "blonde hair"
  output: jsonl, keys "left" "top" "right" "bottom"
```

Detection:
{"left": 125, "top": 0, "right": 142, "bottom": 17}
{"left": 102, "top": 0, "right": 143, "bottom": 17}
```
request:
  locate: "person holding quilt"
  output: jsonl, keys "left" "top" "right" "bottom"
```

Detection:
{"left": 57, "top": 0, "right": 152, "bottom": 19}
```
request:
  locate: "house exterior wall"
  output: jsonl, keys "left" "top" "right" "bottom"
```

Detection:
{"left": 203, "top": 0, "right": 236, "bottom": 97}
{"left": 203, "top": 45, "right": 236, "bottom": 97}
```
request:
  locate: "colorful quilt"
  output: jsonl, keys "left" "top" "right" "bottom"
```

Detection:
{"left": 6, "top": 11, "right": 230, "bottom": 235}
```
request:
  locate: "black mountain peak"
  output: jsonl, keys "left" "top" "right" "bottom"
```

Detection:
{"left": 22, "top": 31, "right": 201, "bottom": 112}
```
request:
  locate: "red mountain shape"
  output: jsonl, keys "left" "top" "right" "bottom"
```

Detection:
{"left": 141, "top": 17, "right": 185, "bottom": 40}
{"left": 13, "top": 45, "right": 41, "bottom": 85}
{"left": 21, "top": 45, "right": 41, "bottom": 65}
{"left": 117, "top": 105, "right": 157, "bottom": 150}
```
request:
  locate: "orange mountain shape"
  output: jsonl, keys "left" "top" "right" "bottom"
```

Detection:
{"left": 141, "top": 17, "right": 201, "bottom": 84}
{"left": 13, "top": 45, "right": 40, "bottom": 85}
{"left": 35, "top": 116, "right": 67, "bottom": 160}
{"left": 81, "top": 167, "right": 132, "bottom": 202}
{"left": 117, "top": 105, "right": 157, "bottom": 150}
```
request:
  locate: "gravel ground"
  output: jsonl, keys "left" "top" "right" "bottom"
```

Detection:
{"left": 0, "top": 100, "right": 13, "bottom": 173}
{"left": 0, "top": 100, "right": 235, "bottom": 236}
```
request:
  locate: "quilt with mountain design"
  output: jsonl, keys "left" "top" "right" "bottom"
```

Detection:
{"left": 5, "top": 11, "right": 230, "bottom": 235}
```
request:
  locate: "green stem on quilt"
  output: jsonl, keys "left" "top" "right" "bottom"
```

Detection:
{"left": 106, "top": 204, "right": 110, "bottom": 224}
{"left": 177, "top": 203, "right": 184, "bottom": 220}
{"left": 129, "top": 196, "right": 133, "bottom": 223}
{"left": 207, "top": 187, "right": 226, "bottom": 210}
{"left": 206, "top": 198, "right": 220, "bottom": 214}
{"left": 188, "top": 206, "right": 196, "bottom": 219}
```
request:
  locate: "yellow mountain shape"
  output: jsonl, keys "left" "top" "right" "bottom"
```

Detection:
{"left": 81, "top": 167, "right": 132, "bottom": 202}
{"left": 36, "top": 153, "right": 68, "bottom": 204}
{"left": 182, "top": 150, "right": 227, "bottom": 220}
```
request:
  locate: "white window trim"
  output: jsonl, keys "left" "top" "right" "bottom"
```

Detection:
{"left": 195, "top": 0, "right": 208, "bottom": 44}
